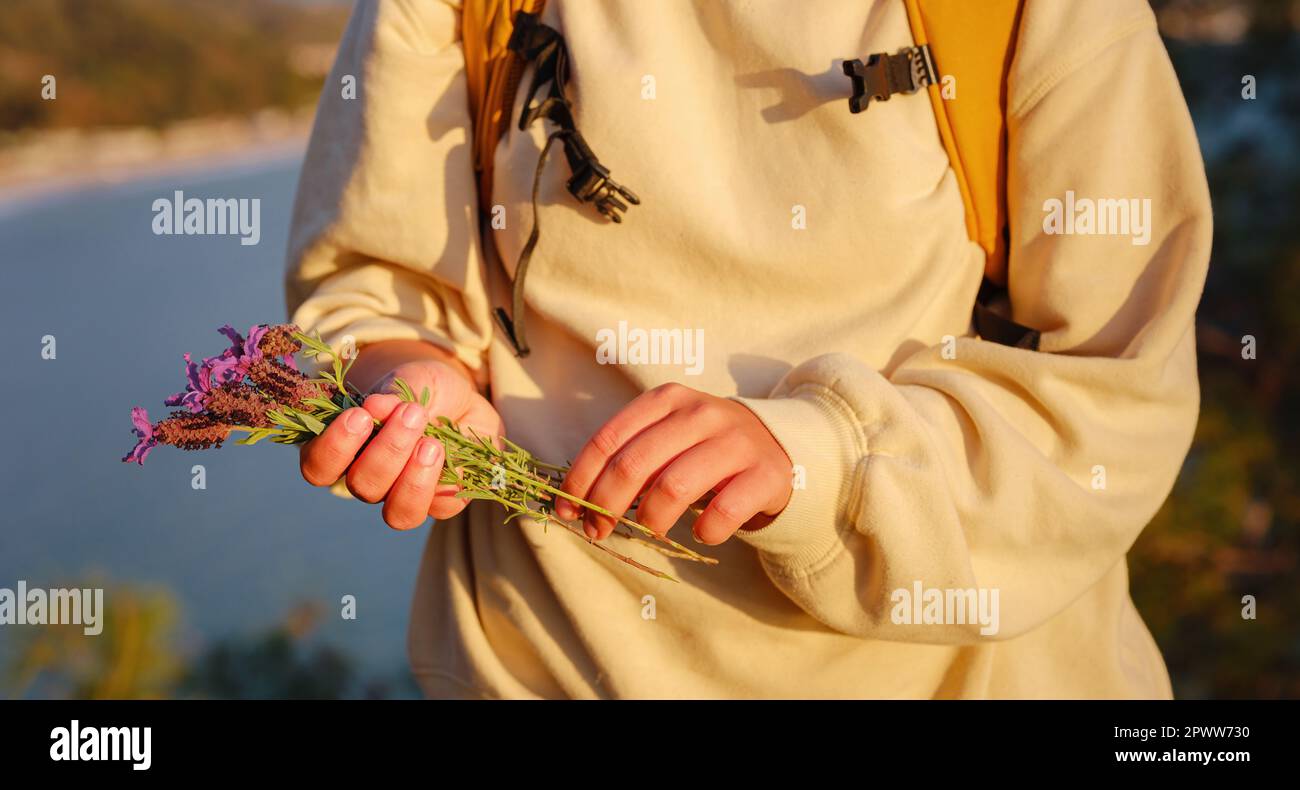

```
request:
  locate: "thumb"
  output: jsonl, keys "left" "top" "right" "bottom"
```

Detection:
{"left": 372, "top": 363, "right": 470, "bottom": 423}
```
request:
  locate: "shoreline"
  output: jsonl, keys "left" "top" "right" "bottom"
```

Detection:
{"left": 0, "top": 108, "right": 314, "bottom": 214}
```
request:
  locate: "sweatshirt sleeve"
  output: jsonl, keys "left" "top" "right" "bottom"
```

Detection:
{"left": 733, "top": 2, "right": 1211, "bottom": 642}
{"left": 285, "top": 0, "right": 494, "bottom": 384}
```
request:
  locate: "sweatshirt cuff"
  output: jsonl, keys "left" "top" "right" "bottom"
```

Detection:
{"left": 730, "top": 387, "right": 863, "bottom": 573}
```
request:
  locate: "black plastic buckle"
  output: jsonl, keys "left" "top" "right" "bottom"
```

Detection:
{"left": 843, "top": 45, "right": 936, "bottom": 113}
{"left": 563, "top": 133, "right": 640, "bottom": 223}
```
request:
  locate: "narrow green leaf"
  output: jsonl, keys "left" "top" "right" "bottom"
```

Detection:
{"left": 301, "top": 397, "right": 341, "bottom": 413}
{"left": 391, "top": 377, "right": 417, "bottom": 403}
{"left": 237, "top": 428, "right": 280, "bottom": 446}
{"left": 297, "top": 411, "right": 328, "bottom": 435}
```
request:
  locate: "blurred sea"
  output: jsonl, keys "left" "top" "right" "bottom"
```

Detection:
{"left": 0, "top": 151, "right": 425, "bottom": 691}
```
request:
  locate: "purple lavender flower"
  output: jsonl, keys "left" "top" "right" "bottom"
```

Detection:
{"left": 206, "top": 354, "right": 244, "bottom": 385}
{"left": 159, "top": 323, "right": 303, "bottom": 428}
{"left": 121, "top": 407, "right": 158, "bottom": 465}
{"left": 217, "top": 324, "right": 245, "bottom": 350}
{"left": 214, "top": 324, "right": 297, "bottom": 379}
{"left": 243, "top": 324, "right": 267, "bottom": 354}
{"left": 245, "top": 323, "right": 298, "bottom": 370}
{"left": 207, "top": 324, "right": 251, "bottom": 384}
{"left": 164, "top": 352, "right": 216, "bottom": 412}
{"left": 162, "top": 323, "right": 280, "bottom": 410}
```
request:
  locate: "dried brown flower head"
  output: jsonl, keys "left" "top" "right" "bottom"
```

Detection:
{"left": 246, "top": 357, "right": 323, "bottom": 409}
{"left": 205, "top": 383, "right": 274, "bottom": 428}
{"left": 153, "top": 411, "right": 233, "bottom": 451}
{"left": 257, "top": 324, "right": 303, "bottom": 360}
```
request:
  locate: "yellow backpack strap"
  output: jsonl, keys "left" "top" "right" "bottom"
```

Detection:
{"left": 904, "top": 0, "right": 1023, "bottom": 286}
{"left": 840, "top": 1, "right": 1035, "bottom": 348}
{"left": 903, "top": 0, "right": 1037, "bottom": 349}
{"left": 463, "top": 0, "right": 547, "bottom": 212}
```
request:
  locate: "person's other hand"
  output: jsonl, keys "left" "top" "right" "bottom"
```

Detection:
{"left": 557, "top": 383, "right": 792, "bottom": 545}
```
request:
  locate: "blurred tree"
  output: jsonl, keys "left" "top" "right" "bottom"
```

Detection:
{"left": 3, "top": 586, "right": 415, "bottom": 699}
{"left": 0, "top": 0, "right": 350, "bottom": 134}
{"left": 180, "top": 602, "right": 359, "bottom": 699}
{"left": 3, "top": 582, "right": 183, "bottom": 699}
{"left": 1134, "top": 0, "right": 1300, "bottom": 698}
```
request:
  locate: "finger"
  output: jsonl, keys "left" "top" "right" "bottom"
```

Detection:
{"left": 382, "top": 437, "right": 444, "bottom": 530}
{"left": 362, "top": 393, "right": 403, "bottom": 421}
{"left": 422, "top": 397, "right": 501, "bottom": 521}
{"left": 635, "top": 438, "right": 747, "bottom": 536}
{"left": 374, "top": 364, "right": 473, "bottom": 425}
{"left": 346, "top": 401, "right": 429, "bottom": 503}
{"left": 300, "top": 407, "right": 375, "bottom": 487}
{"left": 459, "top": 395, "right": 505, "bottom": 446}
{"left": 428, "top": 465, "right": 467, "bottom": 520}
{"left": 692, "top": 468, "right": 778, "bottom": 545}
{"left": 428, "top": 486, "right": 468, "bottom": 520}
{"left": 557, "top": 383, "right": 689, "bottom": 521}
{"left": 581, "top": 407, "right": 722, "bottom": 540}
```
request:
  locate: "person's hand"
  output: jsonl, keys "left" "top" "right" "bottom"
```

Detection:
{"left": 557, "top": 383, "right": 793, "bottom": 545}
{"left": 299, "top": 356, "right": 502, "bottom": 530}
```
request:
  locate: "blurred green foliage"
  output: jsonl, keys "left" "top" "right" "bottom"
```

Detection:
{"left": 0, "top": 0, "right": 349, "bottom": 133}
{"left": 3, "top": 586, "right": 417, "bottom": 699}
{"left": 3, "top": 582, "right": 182, "bottom": 699}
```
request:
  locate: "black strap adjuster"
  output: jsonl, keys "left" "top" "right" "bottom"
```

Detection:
{"left": 973, "top": 280, "right": 1041, "bottom": 351}
{"left": 508, "top": 10, "right": 639, "bottom": 222}
{"left": 843, "top": 45, "right": 936, "bottom": 113}
{"left": 561, "top": 130, "right": 639, "bottom": 222}
{"left": 492, "top": 11, "right": 641, "bottom": 358}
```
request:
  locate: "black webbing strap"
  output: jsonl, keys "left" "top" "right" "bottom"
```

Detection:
{"left": 494, "top": 130, "right": 567, "bottom": 359}
{"left": 492, "top": 11, "right": 640, "bottom": 358}
{"left": 972, "top": 280, "right": 1040, "bottom": 351}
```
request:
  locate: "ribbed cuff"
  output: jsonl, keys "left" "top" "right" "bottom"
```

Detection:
{"left": 730, "top": 388, "right": 862, "bottom": 573}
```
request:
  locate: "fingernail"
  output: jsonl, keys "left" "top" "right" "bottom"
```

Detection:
{"left": 344, "top": 409, "right": 372, "bottom": 434}
{"left": 692, "top": 529, "right": 704, "bottom": 544}
{"left": 416, "top": 439, "right": 443, "bottom": 467}
{"left": 400, "top": 402, "right": 425, "bottom": 429}
{"left": 583, "top": 523, "right": 598, "bottom": 540}
{"left": 556, "top": 501, "right": 575, "bottom": 520}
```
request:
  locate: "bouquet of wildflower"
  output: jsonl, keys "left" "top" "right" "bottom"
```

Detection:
{"left": 123, "top": 324, "right": 715, "bottom": 580}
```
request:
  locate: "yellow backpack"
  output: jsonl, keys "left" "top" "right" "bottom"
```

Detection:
{"left": 462, "top": 0, "right": 1036, "bottom": 351}
{"left": 462, "top": 0, "right": 547, "bottom": 214}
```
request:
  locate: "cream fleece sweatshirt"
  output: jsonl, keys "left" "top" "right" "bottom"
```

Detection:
{"left": 286, "top": 0, "right": 1210, "bottom": 698}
